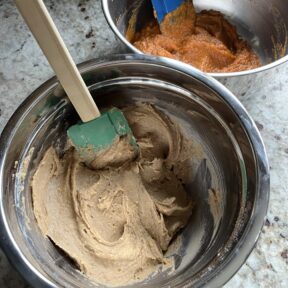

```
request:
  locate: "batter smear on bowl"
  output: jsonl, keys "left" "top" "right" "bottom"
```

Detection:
{"left": 132, "top": 2, "right": 261, "bottom": 73}
{"left": 31, "top": 104, "right": 193, "bottom": 286}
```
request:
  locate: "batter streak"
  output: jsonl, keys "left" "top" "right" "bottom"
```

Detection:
{"left": 32, "top": 104, "right": 193, "bottom": 286}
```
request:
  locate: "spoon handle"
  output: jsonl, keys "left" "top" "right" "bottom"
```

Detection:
{"left": 14, "top": 0, "right": 100, "bottom": 122}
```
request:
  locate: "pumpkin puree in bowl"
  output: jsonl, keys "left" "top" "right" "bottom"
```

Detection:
{"left": 132, "top": 2, "right": 260, "bottom": 73}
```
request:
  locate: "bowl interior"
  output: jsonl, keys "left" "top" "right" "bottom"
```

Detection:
{"left": 105, "top": 0, "right": 288, "bottom": 67}
{"left": 1, "top": 59, "right": 259, "bottom": 288}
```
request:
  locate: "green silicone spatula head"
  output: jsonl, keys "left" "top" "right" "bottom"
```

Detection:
{"left": 67, "top": 108, "right": 137, "bottom": 157}
{"left": 15, "top": 0, "right": 138, "bottom": 167}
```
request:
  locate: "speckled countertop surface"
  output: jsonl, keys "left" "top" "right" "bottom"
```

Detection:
{"left": 0, "top": 0, "right": 287, "bottom": 287}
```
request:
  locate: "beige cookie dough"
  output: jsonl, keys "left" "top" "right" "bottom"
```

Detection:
{"left": 32, "top": 104, "right": 193, "bottom": 286}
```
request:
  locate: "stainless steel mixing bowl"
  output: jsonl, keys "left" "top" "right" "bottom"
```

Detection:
{"left": 0, "top": 55, "right": 269, "bottom": 288}
{"left": 102, "top": 0, "right": 288, "bottom": 78}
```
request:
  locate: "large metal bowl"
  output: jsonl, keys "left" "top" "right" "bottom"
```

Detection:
{"left": 102, "top": 0, "right": 288, "bottom": 78}
{"left": 0, "top": 55, "right": 269, "bottom": 287}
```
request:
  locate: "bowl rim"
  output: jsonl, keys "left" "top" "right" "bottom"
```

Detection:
{"left": 101, "top": 0, "right": 288, "bottom": 78}
{"left": 0, "top": 54, "right": 269, "bottom": 288}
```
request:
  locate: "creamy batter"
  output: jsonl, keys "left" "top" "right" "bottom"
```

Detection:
{"left": 132, "top": 2, "right": 260, "bottom": 73}
{"left": 32, "top": 104, "right": 193, "bottom": 286}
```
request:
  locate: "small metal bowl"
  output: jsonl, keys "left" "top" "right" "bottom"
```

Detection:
{"left": 102, "top": 0, "right": 288, "bottom": 78}
{"left": 0, "top": 55, "right": 269, "bottom": 287}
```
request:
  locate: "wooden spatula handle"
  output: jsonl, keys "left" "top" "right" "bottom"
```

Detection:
{"left": 14, "top": 0, "right": 100, "bottom": 122}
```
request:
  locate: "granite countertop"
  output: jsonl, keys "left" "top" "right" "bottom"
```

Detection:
{"left": 0, "top": 0, "right": 287, "bottom": 287}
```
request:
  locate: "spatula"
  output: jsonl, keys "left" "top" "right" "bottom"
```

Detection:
{"left": 151, "top": 0, "right": 196, "bottom": 37}
{"left": 151, "top": 0, "right": 186, "bottom": 23}
{"left": 14, "top": 0, "right": 138, "bottom": 165}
